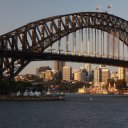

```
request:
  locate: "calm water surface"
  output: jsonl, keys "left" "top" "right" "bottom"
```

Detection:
{"left": 0, "top": 94, "right": 128, "bottom": 128}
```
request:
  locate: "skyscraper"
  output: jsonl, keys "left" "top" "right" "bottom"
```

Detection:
{"left": 54, "top": 61, "right": 65, "bottom": 80}
{"left": 54, "top": 61, "right": 65, "bottom": 72}
{"left": 62, "top": 66, "right": 72, "bottom": 81}
{"left": 94, "top": 67, "right": 102, "bottom": 83}
{"left": 85, "top": 63, "right": 92, "bottom": 82}
{"left": 74, "top": 69, "right": 82, "bottom": 82}
{"left": 85, "top": 63, "right": 91, "bottom": 74}
{"left": 101, "top": 65, "right": 110, "bottom": 84}
{"left": 118, "top": 67, "right": 125, "bottom": 80}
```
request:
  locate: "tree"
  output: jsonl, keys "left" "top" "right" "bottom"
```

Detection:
{"left": 116, "top": 79, "right": 127, "bottom": 94}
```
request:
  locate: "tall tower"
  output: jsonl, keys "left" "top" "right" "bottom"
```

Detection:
{"left": 74, "top": 69, "right": 82, "bottom": 82}
{"left": 54, "top": 61, "right": 65, "bottom": 80}
{"left": 101, "top": 65, "right": 110, "bottom": 84}
{"left": 94, "top": 67, "right": 102, "bottom": 83}
{"left": 85, "top": 63, "right": 91, "bottom": 74}
{"left": 62, "top": 66, "right": 72, "bottom": 81}
{"left": 85, "top": 63, "right": 92, "bottom": 81}
{"left": 118, "top": 67, "right": 125, "bottom": 80}
{"left": 54, "top": 61, "right": 65, "bottom": 72}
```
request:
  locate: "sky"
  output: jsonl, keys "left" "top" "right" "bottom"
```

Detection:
{"left": 0, "top": 0, "right": 128, "bottom": 74}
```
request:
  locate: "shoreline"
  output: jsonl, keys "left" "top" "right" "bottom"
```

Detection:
{"left": 0, "top": 96, "right": 65, "bottom": 101}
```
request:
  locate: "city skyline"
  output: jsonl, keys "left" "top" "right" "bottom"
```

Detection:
{"left": 1, "top": 2, "right": 128, "bottom": 128}
{"left": 0, "top": 0, "right": 128, "bottom": 74}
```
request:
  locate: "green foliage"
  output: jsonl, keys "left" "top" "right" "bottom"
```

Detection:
{"left": 0, "top": 80, "right": 34, "bottom": 95}
{"left": 116, "top": 79, "right": 127, "bottom": 90}
{"left": 0, "top": 79, "right": 92, "bottom": 95}
{"left": 0, "top": 80, "right": 10, "bottom": 95}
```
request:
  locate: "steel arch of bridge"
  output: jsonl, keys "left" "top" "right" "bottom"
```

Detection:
{"left": 0, "top": 12, "right": 128, "bottom": 80}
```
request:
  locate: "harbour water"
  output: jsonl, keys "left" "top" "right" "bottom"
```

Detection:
{"left": 0, "top": 94, "right": 128, "bottom": 128}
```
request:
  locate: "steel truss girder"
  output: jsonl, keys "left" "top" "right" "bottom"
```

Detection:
{"left": 0, "top": 12, "right": 128, "bottom": 79}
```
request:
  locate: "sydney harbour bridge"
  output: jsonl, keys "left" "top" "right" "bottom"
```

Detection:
{"left": 0, "top": 12, "right": 128, "bottom": 80}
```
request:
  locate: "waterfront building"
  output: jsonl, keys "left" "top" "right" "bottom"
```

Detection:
{"left": 118, "top": 67, "right": 125, "bottom": 80}
{"left": 62, "top": 66, "right": 72, "bottom": 81}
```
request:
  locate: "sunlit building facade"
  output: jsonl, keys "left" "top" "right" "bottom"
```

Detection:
{"left": 101, "top": 65, "right": 110, "bottom": 84}
{"left": 54, "top": 61, "right": 65, "bottom": 80}
{"left": 62, "top": 66, "right": 72, "bottom": 81}
{"left": 118, "top": 67, "right": 125, "bottom": 80}
{"left": 94, "top": 67, "right": 102, "bottom": 83}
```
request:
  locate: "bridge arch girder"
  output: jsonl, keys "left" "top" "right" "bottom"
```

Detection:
{"left": 1, "top": 12, "right": 128, "bottom": 51}
{"left": 0, "top": 12, "right": 128, "bottom": 79}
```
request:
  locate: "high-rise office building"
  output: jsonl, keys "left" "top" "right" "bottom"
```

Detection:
{"left": 74, "top": 69, "right": 81, "bottom": 82}
{"left": 85, "top": 63, "right": 91, "bottom": 74}
{"left": 54, "top": 61, "right": 65, "bottom": 72}
{"left": 85, "top": 63, "right": 93, "bottom": 82}
{"left": 74, "top": 68, "right": 87, "bottom": 82}
{"left": 118, "top": 67, "right": 125, "bottom": 80}
{"left": 80, "top": 67, "right": 88, "bottom": 82}
{"left": 54, "top": 61, "right": 65, "bottom": 80}
{"left": 101, "top": 66, "right": 110, "bottom": 84}
{"left": 62, "top": 66, "right": 72, "bottom": 81}
{"left": 94, "top": 67, "right": 102, "bottom": 83}
{"left": 125, "top": 68, "right": 128, "bottom": 85}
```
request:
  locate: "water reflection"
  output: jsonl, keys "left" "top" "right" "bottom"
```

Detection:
{"left": 0, "top": 94, "right": 128, "bottom": 128}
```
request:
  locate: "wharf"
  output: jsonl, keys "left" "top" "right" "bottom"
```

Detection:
{"left": 0, "top": 95, "right": 65, "bottom": 101}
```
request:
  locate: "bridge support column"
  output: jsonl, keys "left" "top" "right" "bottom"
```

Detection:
{"left": 22, "top": 32, "right": 27, "bottom": 51}
{"left": 112, "top": 32, "right": 115, "bottom": 59}
{"left": 91, "top": 28, "right": 93, "bottom": 56}
{"left": 123, "top": 34, "right": 125, "bottom": 60}
{"left": 117, "top": 32, "right": 120, "bottom": 59}
{"left": 65, "top": 16, "right": 69, "bottom": 55}
{"left": 88, "top": 28, "right": 90, "bottom": 56}
{"left": 95, "top": 29, "right": 96, "bottom": 56}
{"left": 50, "top": 18, "right": 53, "bottom": 53}
{"left": 58, "top": 17, "right": 61, "bottom": 54}
{"left": 41, "top": 25, "right": 45, "bottom": 49}
{"left": 72, "top": 15, "right": 76, "bottom": 55}
{"left": 97, "top": 29, "right": 99, "bottom": 57}
{"left": 85, "top": 28, "right": 88, "bottom": 55}
{"left": 81, "top": 29, "right": 83, "bottom": 55}
{"left": 103, "top": 31, "right": 104, "bottom": 57}
{"left": 66, "top": 35, "right": 69, "bottom": 55}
